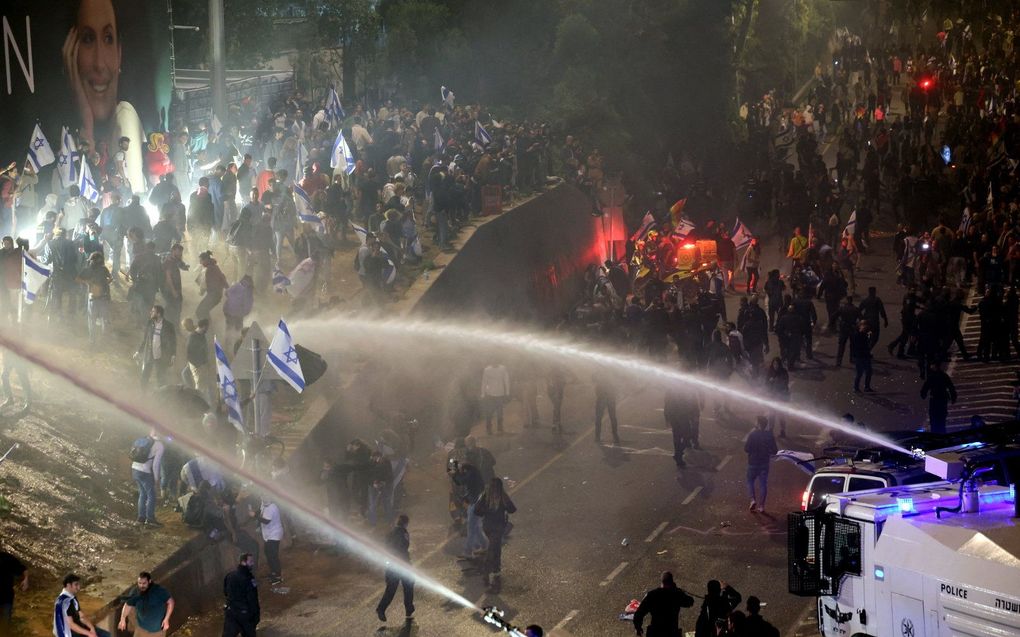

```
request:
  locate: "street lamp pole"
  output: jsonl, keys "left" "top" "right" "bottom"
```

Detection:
{"left": 209, "top": 0, "right": 227, "bottom": 121}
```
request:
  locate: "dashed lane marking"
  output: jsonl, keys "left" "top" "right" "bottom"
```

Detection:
{"left": 645, "top": 521, "right": 669, "bottom": 543}
{"left": 681, "top": 486, "right": 704, "bottom": 506}
{"left": 715, "top": 454, "right": 733, "bottom": 471}
{"left": 553, "top": 609, "right": 579, "bottom": 631}
{"left": 599, "top": 562, "right": 629, "bottom": 587}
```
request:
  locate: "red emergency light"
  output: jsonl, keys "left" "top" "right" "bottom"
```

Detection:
{"left": 919, "top": 78, "right": 934, "bottom": 90}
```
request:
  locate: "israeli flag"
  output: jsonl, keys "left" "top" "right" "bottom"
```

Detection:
{"left": 325, "top": 86, "right": 345, "bottom": 127}
{"left": 22, "top": 251, "right": 50, "bottom": 304}
{"left": 57, "top": 126, "right": 78, "bottom": 188}
{"left": 77, "top": 160, "right": 101, "bottom": 204}
{"left": 330, "top": 130, "right": 356, "bottom": 175}
{"left": 474, "top": 120, "right": 492, "bottom": 146}
{"left": 211, "top": 112, "right": 223, "bottom": 136}
{"left": 843, "top": 210, "right": 857, "bottom": 238}
{"left": 294, "top": 141, "right": 308, "bottom": 182}
{"left": 268, "top": 319, "right": 305, "bottom": 393}
{"left": 380, "top": 247, "right": 397, "bottom": 285}
{"left": 441, "top": 85, "right": 455, "bottom": 109}
{"left": 272, "top": 267, "right": 291, "bottom": 294}
{"left": 214, "top": 338, "right": 245, "bottom": 433}
{"left": 673, "top": 217, "right": 696, "bottom": 240}
{"left": 351, "top": 221, "right": 368, "bottom": 246}
{"left": 26, "top": 124, "right": 55, "bottom": 172}
{"left": 959, "top": 207, "right": 972, "bottom": 235}
{"left": 434, "top": 127, "right": 445, "bottom": 153}
{"left": 293, "top": 183, "right": 314, "bottom": 216}
{"left": 731, "top": 218, "right": 754, "bottom": 251}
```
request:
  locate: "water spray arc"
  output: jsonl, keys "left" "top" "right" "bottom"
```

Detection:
{"left": 297, "top": 316, "right": 913, "bottom": 456}
{"left": 0, "top": 332, "right": 480, "bottom": 614}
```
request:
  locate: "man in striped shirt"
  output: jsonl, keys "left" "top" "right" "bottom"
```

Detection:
{"left": 54, "top": 574, "right": 109, "bottom": 637}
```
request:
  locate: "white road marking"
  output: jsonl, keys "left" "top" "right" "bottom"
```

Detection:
{"left": 681, "top": 486, "right": 704, "bottom": 506}
{"left": 600, "top": 562, "right": 629, "bottom": 586}
{"left": 645, "top": 521, "right": 669, "bottom": 543}
{"left": 715, "top": 454, "right": 733, "bottom": 471}
{"left": 553, "top": 609, "right": 579, "bottom": 631}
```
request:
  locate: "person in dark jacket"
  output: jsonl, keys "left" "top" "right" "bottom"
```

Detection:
{"left": 633, "top": 571, "right": 695, "bottom": 637}
{"left": 664, "top": 388, "right": 701, "bottom": 467}
{"left": 744, "top": 596, "right": 779, "bottom": 637}
{"left": 694, "top": 580, "right": 742, "bottom": 637}
{"left": 792, "top": 290, "right": 817, "bottom": 360}
{"left": 858, "top": 286, "right": 888, "bottom": 348}
{"left": 135, "top": 305, "right": 176, "bottom": 388}
{"left": 473, "top": 478, "right": 516, "bottom": 591}
{"left": 834, "top": 296, "right": 861, "bottom": 366}
{"left": 774, "top": 304, "right": 804, "bottom": 368}
{"left": 222, "top": 553, "right": 259, "bottom": 637}
{"left": 920, "top": 361, "right": 957, "bottom": 434}
{"left": 850, "top": 320, "right": 874, "bottom": 392}
{"left": 737, "top": 296, "right": 769, "bottom": 376}
{"left": 376, "top": 515, "right": 414, "bottom": 623}
{"left": 817, "top": 264, "right": 849, "bottom": 332}
{"left": 744, "top": 416, "right": 777, "bottom": 513}
{"left": 762, "top": 270, "right": 785, "bottom": 331}
{"left": 887, "top": 295, "right": 918, "bottom": 359}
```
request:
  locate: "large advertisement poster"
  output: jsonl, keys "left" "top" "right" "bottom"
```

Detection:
{"left": 1, "top": 0, "right": 171, "bottom": 215}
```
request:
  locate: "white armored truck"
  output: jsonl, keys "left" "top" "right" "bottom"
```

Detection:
{"left": 788, "top": 447, "right": 1020, "bottom": 637}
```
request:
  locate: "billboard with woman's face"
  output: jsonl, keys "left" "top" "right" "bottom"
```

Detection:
{"left": 1, "top": 0, "right": 171, "bottom": 195}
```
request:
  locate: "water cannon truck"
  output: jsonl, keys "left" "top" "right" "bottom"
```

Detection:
{"left": 787, "top": 449, "right": 1020, "bottom": 636}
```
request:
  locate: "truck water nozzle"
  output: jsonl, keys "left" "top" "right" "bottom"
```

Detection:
{"left": 909, "top": 447, "right": 926, "bottom": 460}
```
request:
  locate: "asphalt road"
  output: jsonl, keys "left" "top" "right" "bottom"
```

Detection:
{"left": 185, "top": 230, "right": 933, "bottom": 637}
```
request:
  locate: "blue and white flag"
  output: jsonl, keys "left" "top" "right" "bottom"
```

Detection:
{"left": 214, "top": 338, "right": 245, "bottom": 433}
{"left": 325, "top": 86, "right": 345, "bottom": 128}
{"left": 474, "top": 120, "right": 492, "bottom": 146}
{"left": 380, "top": 247, "right": 397, "bottom": 285}
{"left": 434, "top": 127, "right": 445, "bottom": 153}
{"left": 57, "top": 126, "right": 78, "bottom": 188}
{"left": 77, "top": 159, "right": 100, "bottom": 204}
{"left": 294, "top": 141, "right": 307, "bottom": 182}
{"left": 959, "top": 207, "right": 972, "bottom": 235}
{"left": 268, "top": 319, "right": 305, "bottom": 393}
{"left": 21, "top": 251, "right": 50, "bottom": 304}
{"left": 351, "top": 221, "right": 368, "bottom": 246}
{"left": 211, "top": 113, "right": 223, "bottom": 136}
{"left": 26, "top": 124, "right": 55, "bottom": 172}
{"left": 293, "top": 184, "right": 315, "bottom": 219}
{"left": 673, "top": 217, "right": 696, "bottom": 240}
{"left": 272, "top": 267, "right": 291, "bottom": 294}
{"left": 441, "top": 85, "right": 455, "bottom": 109}
{"left": 330, "top": 130, "right": 356, "bottom": 175}
{"left": 843, "top": 210, "right": 857, "bottom": 238}
{"left": 731, "top": 218, "right": 754, "bottom": 251}
{"left": 630, "top": 211, "right": 658, "bottom": 242}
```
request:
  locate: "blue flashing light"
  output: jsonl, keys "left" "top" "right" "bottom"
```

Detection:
{"left": 874, "top": 566, "right": 885, "bottom": 581}
{"left": 897, "top": 497, "right": 915, "bottom": 513}
{"left": 1011, "top": 484, "right": 1016, "bottom": 503}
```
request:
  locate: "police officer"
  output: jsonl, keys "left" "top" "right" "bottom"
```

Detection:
{"left": 376, "top": 515, "right": 415, "bottom": 623}
{"left": 633, "top": 571, "right": 694, "bottom": 637}
{"left": 222, "top": 553, "right": 259, "bottom": 637}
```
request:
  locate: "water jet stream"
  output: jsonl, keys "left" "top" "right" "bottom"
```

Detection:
{"left": 0, "top": 332, "right": 480, "bottom": 615}
{"left": 296, "top": 316, "right": 914, "bottom": 456}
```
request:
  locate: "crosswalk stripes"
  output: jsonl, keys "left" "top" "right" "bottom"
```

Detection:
{"left": 947, "top": 289, "right": 1020, "bottom": 428}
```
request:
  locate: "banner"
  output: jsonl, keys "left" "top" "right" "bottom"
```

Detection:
{"left": 0, "top": 2, "right": 172, "bottom": 198}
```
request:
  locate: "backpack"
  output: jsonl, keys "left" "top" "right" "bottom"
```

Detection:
{"left": 182, "top": 492, "right": 208, "bottom": 528}
{"left": 129, "top": 437, "right": 154, "bottom": 463}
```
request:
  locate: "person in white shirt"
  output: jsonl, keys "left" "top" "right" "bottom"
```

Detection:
{"left": 258, "top": 500, "right": 285, "bottom": 584}
{"left": 351, "top": 118, "right": 374, "bottom": 154}
{"left": 130, "top": 428, "right": 165, "bottom": 527}
{"left": 480, "top": 364, "right": 510, "bottom": 435}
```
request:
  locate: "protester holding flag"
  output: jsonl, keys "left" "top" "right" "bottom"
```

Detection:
{"left": 741, "top": 238, "right": 762, "bottom": 293}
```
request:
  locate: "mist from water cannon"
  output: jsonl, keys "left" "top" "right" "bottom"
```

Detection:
{"left": 294, "top": 316, "right": 914, "bottom": 456}
{"left": 0, "top": 330, "right": 481, "bottom": 615}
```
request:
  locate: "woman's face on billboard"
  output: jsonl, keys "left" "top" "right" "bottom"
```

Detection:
{"left": 76, "top": 0, "right": 121, "bottom": 122}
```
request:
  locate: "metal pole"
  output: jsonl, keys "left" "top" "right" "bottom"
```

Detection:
{"left": 208, "top": 0, "right": 227, "bottom": 121}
